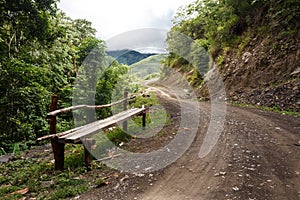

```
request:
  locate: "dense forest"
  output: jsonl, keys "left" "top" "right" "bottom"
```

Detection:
{"left": 0, "top": 0, "right": 130, "bottom": 153}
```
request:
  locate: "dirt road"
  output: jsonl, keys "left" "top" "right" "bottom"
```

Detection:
{"left": 81, "top": 86, "right": 300, "bottom": 200}
{"left": 141, "top": 101, "right": 300, "bottom": 199}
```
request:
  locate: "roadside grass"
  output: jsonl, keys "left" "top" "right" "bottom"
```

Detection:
{"left": 107, "top": 127, "right": 132, "bottom": 145}
{"left": 231, "top": 102, "right": 300, "bottom": 117}
{"left": 0, "top": 144, "right": 104, "bottom": 200}
{"left": 127, "top": 93, "right": 171, "bottom": 138}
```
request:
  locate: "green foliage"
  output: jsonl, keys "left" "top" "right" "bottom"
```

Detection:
{"left": 0, "top": 44, "right": 51, "bottom": 151}
{"left": 162, "top": 49, "right": 206, "bottom": 86}
{"left": 107, "top": 128, "right": 132, "bottom": 145}
{"left": 216, "top": 55, "right": 225, "bottom": 66}
{"left": 130, "top": 107, "right": 171, "bottom": 130}
{"left": 162, "top": 53, "right": 191, "bottom": 72}
{"left": 95, "top": 62, "right": 131, "bottom": 119}
{"left": 95, "top": 177, "right": 105, "bottom": 186}
{"left": 253, "top": 0, "right": 300, "bottom": 30}
{"left": 64, "top": 145, "right": 85, "bottom": 169}
{"left": 188, "top": 69, "right": 203, "bottom": 87}
{"left": 0, "top": 158, "right": 52, "bottom": 197}
{"left": 49, "top": 185, "right": 88, "bottom": 200}
{"left": 0, "top": 145, "right": 100, "bottom": 199}
{"left": 130, "top": 93, "right": 159, "bottom": 108}
{"left": 232, "top": 102, "right": 300, "bottom": 117}
{"left": 0, "top": 0, "right": 57, "bottom": 58}
{"left": 238, "top": 34, "right": 252, "bottom": 55}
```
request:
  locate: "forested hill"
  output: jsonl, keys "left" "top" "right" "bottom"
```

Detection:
{"left": 107, "top": 49, "right": 156, "bottom": 65}
{"left": 163, "top": 0, "right": 300, "bottom": 112}
{"left": 130, "top": 54, "right": 167, "bottom": 79}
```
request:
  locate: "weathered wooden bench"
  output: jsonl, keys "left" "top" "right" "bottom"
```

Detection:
{"left": 38, "top": 92, "right": 147, "bottom": 170}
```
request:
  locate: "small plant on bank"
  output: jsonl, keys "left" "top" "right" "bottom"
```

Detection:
{"left": 231, "top": 102, "right": 300, "bottom": 117}
{"left": 107, "top": 128, "right": 132, "bottom": 145}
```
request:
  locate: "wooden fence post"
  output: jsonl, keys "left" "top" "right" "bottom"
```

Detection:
{"left": 123, "top": 90, "right": 128, "bottom": 132}
{"left": 49, "top": 95, "right": 65, "bottom": 170}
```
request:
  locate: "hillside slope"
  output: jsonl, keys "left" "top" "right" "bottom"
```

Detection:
{"left": 107, "top": 49, "right": 155, "bottom": 65}
{"left": 130, "top": 54, "right": 167, "bottom": 79}
{"left": 196, "top": 32, "right": 300, "bottom": 112}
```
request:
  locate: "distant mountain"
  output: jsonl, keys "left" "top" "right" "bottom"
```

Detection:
{"left": 107, "top": 49, "right": 156, "bottom": 65}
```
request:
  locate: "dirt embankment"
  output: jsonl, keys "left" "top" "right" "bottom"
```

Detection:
{"left": 199, "top": 34, "right": 300, "bottom": 112}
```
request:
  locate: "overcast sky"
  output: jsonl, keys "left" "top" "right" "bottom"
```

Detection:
{"left": 58, "top": 0, "right": 194, "bottom": 52}
{"left": 58, "top": 0, "right": 193, "bottom": 39}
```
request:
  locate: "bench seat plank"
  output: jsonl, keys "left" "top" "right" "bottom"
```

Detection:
{"left": 58, "top": 107, "right": 146, "bottom": 143}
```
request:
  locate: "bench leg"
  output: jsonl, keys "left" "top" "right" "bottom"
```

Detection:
{"left": 84, "top": 139, "right": 95, "bottom": 170}
{"left": 51, "top": 137, "right": 65, "bottom": 170}
{"left": 84, "top": 147, "right": 92, "bottom": 170}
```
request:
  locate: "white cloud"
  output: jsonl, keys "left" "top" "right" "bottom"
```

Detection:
{"left": 58, "top": 0, "right": 194, "bottom": 39}
{"left": 105, "top": 28, "right": 168, "bottom": 52}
